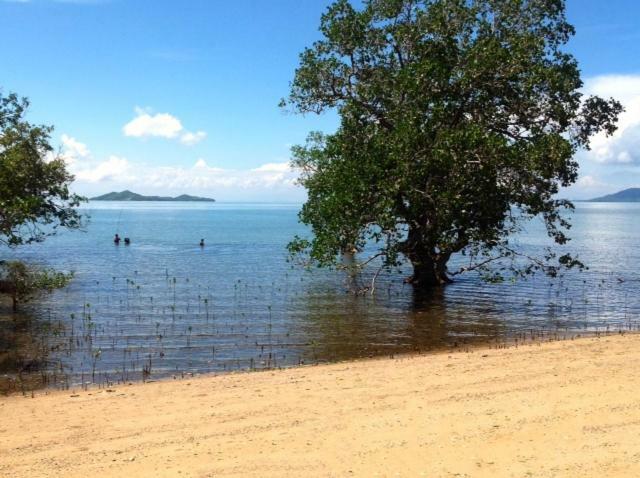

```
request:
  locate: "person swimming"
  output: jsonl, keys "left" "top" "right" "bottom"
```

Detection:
{"left": 114, "top": 234, "right": 121, "bottom": 244}
{"left": 199, "top": 239, "right": 205, "bottom": 247}
{"left": 124, "top": 237, "right": 131, "bottom": 245}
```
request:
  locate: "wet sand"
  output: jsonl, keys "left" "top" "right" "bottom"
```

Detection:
{"left": 1, "top": 334, "right": 640, "bottom": 477}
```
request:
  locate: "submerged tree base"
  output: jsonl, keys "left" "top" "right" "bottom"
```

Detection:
{"left": 405, "top": 271, "right": 453, "bottom": 289}
{"left": 404, "top": 252, "right": 453, "bottom": 289}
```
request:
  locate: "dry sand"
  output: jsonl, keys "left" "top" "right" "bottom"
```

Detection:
{"left": 1, "top": 334, "right": 640, "bottom": 477}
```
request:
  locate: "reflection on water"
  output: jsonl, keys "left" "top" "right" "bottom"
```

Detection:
{"left": 0, "top": 305, "right": 68, "bottom": 393}
{"left": 1, "top": 202, "right": 639, "bottom": 393}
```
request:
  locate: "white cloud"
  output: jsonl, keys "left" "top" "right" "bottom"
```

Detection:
{"left": 251, "top": 162, "right": 291, "bottom": 173}
{"left": 57, "top": 134, "right": 134, "bottom": 184}
{"left": 564, "top": 174, "right": 612, "bottom": 200}
{"left": 123, "top": 107, "right": 206, "bottom": 146}
{"left": 575, "top": 175, "right": 605, "bottom": 189}
{"left": 60, "top": 134, "right": 90, "bottom": 165}
{"left": 582, "top": 75, "right": 640, "bottom": 165}
{"left": 59, "top": 132, "right": 299, "bottom": 196}
{"left": 193, "top": 158, "right": 224, "bottom": 172}
{"left": 180, "top": 131, "right": 207, "bottom": 146}
{"left": 123, "top": 109, "right": 183, "bottom": 139}
{"left": 62, "top": 135, "right": 302, "bottom": 200}
{"left": 194, "top": 158, "right": 207, "bottom": 168}
{"left": 75, "top": 155, "right": 132, "bottom": 183}
{"left": 139, "top": 160, "right": 298, "bottom": 191}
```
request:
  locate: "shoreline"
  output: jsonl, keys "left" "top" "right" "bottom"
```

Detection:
{"left": 2, "top": 325, "right": 617, "bottom": 397}
{"left": 2, "top": 333, "right": 640, "bottom": 476}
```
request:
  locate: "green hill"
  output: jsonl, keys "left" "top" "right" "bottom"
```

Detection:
{"left": 91, "top": 190, "right": 215, "bottom": 202}
{"left": 589, "top": 188, "right": 640, "bottom": 203}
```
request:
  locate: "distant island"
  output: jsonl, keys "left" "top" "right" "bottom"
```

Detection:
{"left": 91, "top": 190, "right": 216, "bottom": 202}
{"left": 588, "top": 188, "right": 640, "bottom": 203}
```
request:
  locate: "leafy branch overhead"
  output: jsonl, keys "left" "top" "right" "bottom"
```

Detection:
{"left": 0, "top": 92, "right": 86, "bottom": 247}
{"left": 284, "top": 0, "right": 622, "bottom": 288}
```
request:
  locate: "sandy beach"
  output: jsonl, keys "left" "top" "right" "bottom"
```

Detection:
{"left": 1, "top": 334, "right": 640, "bottom": 477}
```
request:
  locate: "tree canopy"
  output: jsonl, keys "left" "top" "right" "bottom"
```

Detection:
{"left": 284, "top": 0, "right": 622, "bottom": 289}
{"left": 0, "top": 92, "right": 85, "bottom": 247}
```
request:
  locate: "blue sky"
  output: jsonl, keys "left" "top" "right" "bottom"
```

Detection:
{"left": 1, "top": 0, "right": 639, "bottom": 201}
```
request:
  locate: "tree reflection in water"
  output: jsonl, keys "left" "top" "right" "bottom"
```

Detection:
{"left": 0, "top": 302, "right": 68, "bottom": 395}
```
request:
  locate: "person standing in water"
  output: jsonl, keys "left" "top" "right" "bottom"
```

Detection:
{"left": 199, "top": 239, "right": 205, "bottom": 247}
{"left": 114, "top": 234, "right": 121, "bottom": 244}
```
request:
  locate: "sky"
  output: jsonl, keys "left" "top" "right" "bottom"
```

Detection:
{"left": 1, "top": 0, "right": 639, "bottom": 202}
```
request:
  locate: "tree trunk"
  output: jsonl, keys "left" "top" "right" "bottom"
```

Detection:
{"left": 407, "top": 253, "right": 452, "bottom": 288}
{"left": 403, "top": 229, "right": 452, "bottom": 289}
{"left": 0, "top": 280, "right": 18, "bottom": 311}
{"left": 340, "top": 246, "right": 359, "bottom": 292}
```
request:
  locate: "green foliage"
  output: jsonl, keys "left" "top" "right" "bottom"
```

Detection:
{"left": 0, "top": 260, "right": 73, "bottom": 311}
{"left": 0, "top": 92, "right": 86, "bottom": 247}
{"left": 284, "top": 0, "right": 622, "bottom": 288}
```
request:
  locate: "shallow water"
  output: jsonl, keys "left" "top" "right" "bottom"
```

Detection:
{"left": 1, "top": 201, "right": 639, "bottom": 393}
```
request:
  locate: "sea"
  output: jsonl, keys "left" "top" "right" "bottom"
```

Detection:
{"left": 1, "top": 201, "right": 639, "bottom": 392}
